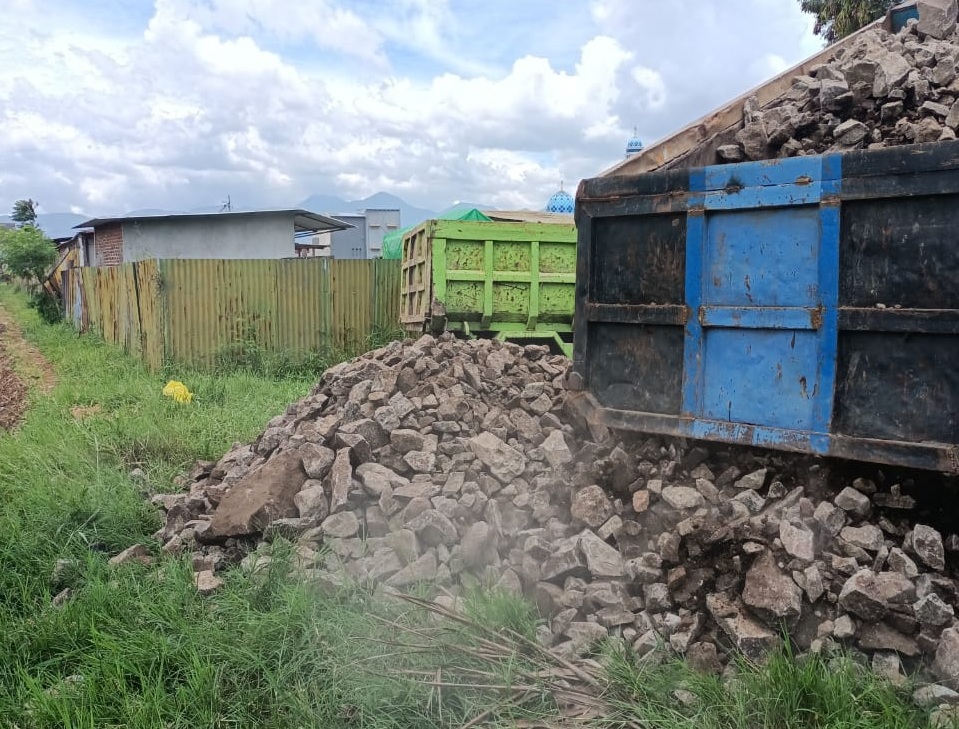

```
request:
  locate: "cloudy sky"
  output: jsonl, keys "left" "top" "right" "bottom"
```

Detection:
{"left": 0, "top": 0, "right": 823, "bottom": 217}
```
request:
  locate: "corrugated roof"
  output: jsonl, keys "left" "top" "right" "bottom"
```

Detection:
{"left": 74, "top": 209, "right": 353, "bottom": 233}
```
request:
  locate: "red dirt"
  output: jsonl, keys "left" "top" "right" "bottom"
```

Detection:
{"left": 0, "top": 307, "right": 56, "bottom": 431}
{"left": 0, "top": 322, "right": 28, "bottom": 430}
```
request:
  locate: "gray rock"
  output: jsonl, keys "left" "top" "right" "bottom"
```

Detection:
{"left": 577, "top": 530, "right": 625, "bottom": 578}
{"left": 914, "top": 684, "right": 959, "bottom": 708}
{"left": 840, "top": 524, "right": 884, "bottom": 552}
{"left": 946, "top": 100, "right": 959, "bottom": 130}
{"left": 858, "top": 622, "right": 920, "bottom": 657}
{"left": 407, "top": 509, "right": 458, "bottom": 547}
{"left": 706, "top": 593, "right": 778, "bottom": 662}
{"left": 780, "top": 521, "right": 816, "bottom": 562}
{"left": 390, "top": 429, "right": 426, "bottom": 454}
{"left": 570, "top": 485, "right": 614, "bottom": 528}
{"left": 468, "top": 432, "right": 526, "bottom": 483}
{"left": 742, "top": 551, "right": 803, "bottom": 623}
{"left": 717, "top": 144, "right": 745, "bottom": 162}
{"left": 461, "top": 521, "right": 498, "bottom": 570}
{"left": 935, "top": 627, "right": 959, "bottom": 689}
{"left": 403, "top": 450, "right": 437, "bottom": 473}
{"left": 541, "top": 543, "right": 589, "bottom": 583}
{"left": 833, "top": 119, "right": 869, "bottom": 146}
{"left": 541, "top": 430, "right": 572, "bottom": 469}
{"left": 688, "top": 641, "right": 724, "bottom": 674}
{"left": 804, "top": 564, "right": 825, "bottom": 603}
{"left": 565, "top": 621, "right": 608, "bottom": 652}
{"left": 834, "top": 487, "right": 871, "bottom": 520}
{"left": 661, "top": 486, "right": 705, "bottom": 510}
{"left": 625, "top": 553, "right": 664, "bottom": 584}
{"left": 931, "top": 705, "right": 959, "bottom": 729}
{"left": 838, "top": 569, "right": 916, "bottom": 621}
{"left": 385, "top": 550, "right": 438, "bottom": 587}
{"left": 294, "top": 485, "right": 330, "bottom": 522}
{"left": 644, "top": 583, "right": 672, "bottom": 612}
{"left": 734, "top": 469, "right": 767, "bottom": 491}
{"left": 833, "top": 614, "right": 857, "bottom": 640}
{"left": 329, "top": 448, "right": 353, "bottom": 513}
{"left": 917, "top": 0, "right": 958, "bottom": 39}
{"left": 915, "top": 593, "right": 955, "bottom": 627}
{"left": 923, "top": 100, "right": 953, "bottom": 117}
{"left": 109, "top": 544, "right": 153, "bottom": 567}
{"left": 321, "top": 511, "right": 360, "bottom": 539}
{"left": 873, "top": 52, "right": 913, "bottom": 97}
{"left": 913, "top": 524, "right": 946, "bottom": 570}
{"left": 887, "top": 547, "right": 920, "bottom": 578}
{"left": 819, "top": 79, "right": 852, "bottom": 112}
{"left": 871, "top": 651, "right": 907, "bottom": 687}
{"left": 814, "top": 501, "right": 846, "bottom": 537}
{"left": 736, "top": 121, "right": 769, "bottom": 161}
{"left": 194, "top": 570, "right": 223, "bottom": 596}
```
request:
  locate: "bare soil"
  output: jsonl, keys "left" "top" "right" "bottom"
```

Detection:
{"left": 0, "top": 306, "right": 56, "bottom": 430}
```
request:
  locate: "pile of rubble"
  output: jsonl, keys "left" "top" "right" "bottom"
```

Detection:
{"left": 721, "top": 2, "right": 959, "bottom": 163}
{"left": 143, "top": 334, "right": 959, "bottom": 715}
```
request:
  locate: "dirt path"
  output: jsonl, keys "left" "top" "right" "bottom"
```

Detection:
{"left": 0, "top": 305, "right": 56, "bottom": 430}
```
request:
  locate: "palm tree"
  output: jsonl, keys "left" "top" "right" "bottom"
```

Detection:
{"left": 11, "top": 199, "right": 38, "bottom": 227}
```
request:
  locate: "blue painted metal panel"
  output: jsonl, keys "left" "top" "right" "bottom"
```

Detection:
{"left": 700, "top": 307, "right": 818, "bottom": 330}
{"left": 811, "top": 155, "right": 843, "bottom": 436}
{"left": 703, "top": 207, "right": 822, "bottom": 307}
{"left": 703, "top": 156, "right": 824, "bottom": 190}
{"left": 682, "top": 153, "right": 840, "bottom": 448}
{"left": 681, "top": 170, "right": 707, "bottom": 418}
{"left": 702, "top": 329, "right": 821, "bottom": 430}
{"left": 704, "top": 185, "right": 822, "bottom": 209}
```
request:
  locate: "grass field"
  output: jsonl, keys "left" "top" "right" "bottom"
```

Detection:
{"left": 0, "top": 287, "right": 938, "bottom": 728}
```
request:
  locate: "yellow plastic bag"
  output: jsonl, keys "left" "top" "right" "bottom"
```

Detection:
{"left": 162, "top": 380, "right": 193, "bottom": 404}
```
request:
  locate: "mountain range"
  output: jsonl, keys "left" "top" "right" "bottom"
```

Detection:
{"left": 0, "top": 192, "right": 499, "bottom": 240}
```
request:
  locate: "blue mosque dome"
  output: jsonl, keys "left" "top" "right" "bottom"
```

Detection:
{"left": 626, "top": 127, "right": 644, "bottom": 157}
{"left": 545, "top": 182, "right": 574, "bottom": 214}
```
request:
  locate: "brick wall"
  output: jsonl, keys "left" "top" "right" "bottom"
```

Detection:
{"left": 94, "top": 224, "right": 124, "bottom": 266}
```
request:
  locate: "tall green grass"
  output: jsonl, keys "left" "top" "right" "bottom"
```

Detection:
{"left": 0, "top": 287, "right": 941, "bottom": 728}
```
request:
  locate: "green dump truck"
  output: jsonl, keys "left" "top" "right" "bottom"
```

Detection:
{"left": 400, "top": 218, "right": 577, "bottom": 355}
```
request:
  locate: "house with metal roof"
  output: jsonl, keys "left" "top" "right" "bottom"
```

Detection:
{"left": 73, "top": 209, "right": 352, "bottom": 266}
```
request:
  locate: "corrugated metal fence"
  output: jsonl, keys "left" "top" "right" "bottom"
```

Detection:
{"left": 63, "top": 258, "right": 402, "bottom": 370}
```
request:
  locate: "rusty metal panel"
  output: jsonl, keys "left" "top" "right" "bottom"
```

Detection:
{"left": 134, "top": 260, "right": 163, "bottom": 370}
{"left": 275, "top": 257, "right": 329, "bottom": 357}
{"left": 328, "top": 259, "right": 373, "bottom": 352}
{"left": 161, "top": 259, "right": 279, "bottom": 368}
{"left": 373, "top": 259, "right": 401, "bottom": 332}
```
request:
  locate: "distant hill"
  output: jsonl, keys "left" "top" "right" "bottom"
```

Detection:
{"left": 298, "top": 192, "right": 436, "bottom": 228}
{"left": 0, "top": 212, "right": 89, "bottom": 240}
{"left": 436, "top": 201, "right": 495, "bottom": 218}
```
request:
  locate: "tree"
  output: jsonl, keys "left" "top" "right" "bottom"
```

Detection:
{"left": 10, "top": 198, "right": 39, "bottom": 227}
{"left": 800, "top": 0, "right": 895, "bottom": 42}
{"left": 0, "top": 225, "right": 56, "bottom": 286}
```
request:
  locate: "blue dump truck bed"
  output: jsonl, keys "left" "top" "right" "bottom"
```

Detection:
{"left": 568, "top": 140, "right": 959, "bottom": 473}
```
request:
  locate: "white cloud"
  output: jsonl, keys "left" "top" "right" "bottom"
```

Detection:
{"left": 0, "top": 0, "right": 822, "bottom": 219}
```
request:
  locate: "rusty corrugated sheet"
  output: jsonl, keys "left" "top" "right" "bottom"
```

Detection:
{"left": 373, "top": 260, "right": 401, "bottom": 332}
{"left": 328, "top": 260, "right": 372, "bottom": 352}
{"left": 161, "top": 259, "right": 278, "bottom": 368}
{"left": 275, "top": 257, "right": 328, "bottom": 356}
{"left": 135, "top": 260, "right": 163, "bottom": 370}
{"left": 72, "top": 258, "right": 402, "bottom": 370}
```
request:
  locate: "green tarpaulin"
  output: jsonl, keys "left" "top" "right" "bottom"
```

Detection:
{"left": 381, "top": 207, "right": 492, "bottom": 259}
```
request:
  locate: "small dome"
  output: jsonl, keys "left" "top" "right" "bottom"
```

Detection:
{"left": 626, "top": 127, "right": 644, "bottom": 157}
{"left": 545, "top": 182, "right": 574, "bottom": 214}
